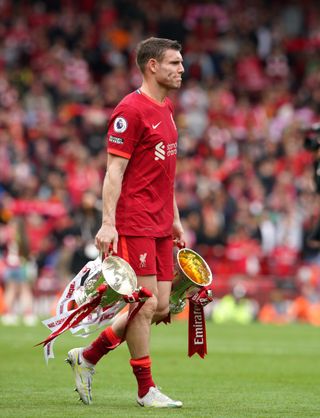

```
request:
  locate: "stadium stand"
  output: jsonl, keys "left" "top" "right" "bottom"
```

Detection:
{"left": 0, "top": 0, "right": 319, "bottom": 325}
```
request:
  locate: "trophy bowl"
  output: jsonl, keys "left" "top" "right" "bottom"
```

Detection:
{"left": 74, "top": 256, "right": 137, "bottom": 308}
{"left": 102, "top": 255, "right": 137, "bottom": 295}
{"left": 177, "top": 248, "right": 212, "bottom": 286}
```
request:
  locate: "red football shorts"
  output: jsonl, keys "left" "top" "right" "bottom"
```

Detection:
{"left": 115, "top": 236, "right": 174, "bottom": 281}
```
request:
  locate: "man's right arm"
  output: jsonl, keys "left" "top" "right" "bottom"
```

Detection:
{"left": 95, "top": 154, "right": 129, "bottom": 254}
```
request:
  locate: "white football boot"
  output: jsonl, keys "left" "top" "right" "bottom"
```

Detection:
{"left": 137, "top": 386, "right": 183, "bottom": 408}
{"left": 66, "top": 348, "right": 95, "bottom": 405}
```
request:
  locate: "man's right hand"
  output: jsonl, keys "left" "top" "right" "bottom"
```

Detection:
{"left": 95, "top": 223, "right": 119, "bottom": 254}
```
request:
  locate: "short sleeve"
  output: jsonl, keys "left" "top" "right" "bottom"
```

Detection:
{"left": 106, "top": 103, "right": 143, "bottom": 159}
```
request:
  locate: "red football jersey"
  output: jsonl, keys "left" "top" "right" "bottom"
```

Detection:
{"left": 107, "top": 90, "right": 178, "bottom": 237}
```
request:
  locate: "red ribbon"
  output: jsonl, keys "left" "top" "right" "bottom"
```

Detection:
{"left": 35, "top": 284, "right": 108, "bottom": 347}
{"left": 36, "top": 286, "right": 153, "bottom": 349}
{"left": 188, "top": 300, "right": 207, "bottom": 359}
{"left": 121, "top": 287, "right": 153, "bottom": 342}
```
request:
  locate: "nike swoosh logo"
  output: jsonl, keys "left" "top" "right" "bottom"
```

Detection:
{"left": 152, "top": 122, "right": 162, "bottom": 129}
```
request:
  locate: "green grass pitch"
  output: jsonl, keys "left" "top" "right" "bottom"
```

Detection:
{"left": 0, "top": 320, "right": 319, "bottom": 417}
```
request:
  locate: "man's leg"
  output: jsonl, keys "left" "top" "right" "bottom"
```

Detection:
{"left": 85, "top": 235, "right": 158, "bottom": 360}
{"left": 126, "top": 275, "right": 158, "bottom": 399}
{"left": 66, "top": 274, "right": 158, "bottom": 405}
{"left": 66, "top": 316, "right": 125, "bottom": 405}
{"left": 67, "top": 279, "right": 181, "bottom": 406}
{"left": 67, "top": 236, "right": 181, "bottom": 406}
{"left": 129, "top": 278, "right": 182, "bottom": 408}
{"left": 80, "top": 280, "right": 171, "bottom": 368}
{"left": 151, "top": 281, "right": 172, "bottom": 323}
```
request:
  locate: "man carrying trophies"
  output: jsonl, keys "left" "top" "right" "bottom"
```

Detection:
{"left": 66, "top": 37, "right": 185, "bottom": 408}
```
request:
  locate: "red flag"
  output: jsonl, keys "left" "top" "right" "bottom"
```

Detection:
{"left": 188, "top": 301, "right": 207, "bottom": 359}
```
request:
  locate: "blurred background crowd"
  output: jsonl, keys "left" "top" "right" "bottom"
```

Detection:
{"left": 0, "top": 0, "right": 320, "bottom": 326}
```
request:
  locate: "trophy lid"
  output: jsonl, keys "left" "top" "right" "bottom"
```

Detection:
{"left": 102, "top": 256, "right": 137, "bottom": 295}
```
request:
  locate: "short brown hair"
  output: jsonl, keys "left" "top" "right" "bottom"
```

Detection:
{"left": 136, "top": 37, "right": 182, "bottom": 73}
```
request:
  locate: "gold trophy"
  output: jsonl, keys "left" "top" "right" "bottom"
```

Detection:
{"left": 170, "top": 248, "right": 213, "bottom": 314}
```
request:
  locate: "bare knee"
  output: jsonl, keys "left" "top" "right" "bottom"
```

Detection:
{"left": 136, "top": 294, "right": 158, "bottom": 321}
{"left": 154, "top": 298, "right": 170, "bottom": 322}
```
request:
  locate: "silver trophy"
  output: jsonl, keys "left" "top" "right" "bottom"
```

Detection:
{"left": 74, "top": 255, "right": 137, "bottom": 308}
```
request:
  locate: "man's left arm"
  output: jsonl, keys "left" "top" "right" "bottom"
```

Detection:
{"left": 172, "top": 194, "right": 184, "bottom": 243}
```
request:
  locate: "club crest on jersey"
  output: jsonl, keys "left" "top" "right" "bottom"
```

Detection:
{"left": 139, "top": 253, "right": 147, "bottom": 268}
{"left": 114, "top": 117, "right": 128, "bottom": 133}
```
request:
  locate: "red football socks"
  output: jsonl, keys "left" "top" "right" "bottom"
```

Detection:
{"left": 130, "top": 356, "right": 155, "bottom": 398}
{"left": 83, "top": 326, "right": 122, "bottom": 365}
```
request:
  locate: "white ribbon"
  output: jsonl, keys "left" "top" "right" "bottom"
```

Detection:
{"left": 41, "top": 257, "right": 126, "bottom": 363}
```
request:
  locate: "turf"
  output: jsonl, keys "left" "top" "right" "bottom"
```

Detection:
{"left": 0, "top": 320, "right": 319, "bottom": 418}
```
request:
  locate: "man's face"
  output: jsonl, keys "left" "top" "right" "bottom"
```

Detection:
{"left": 154, "top": 49, "right": 184, "bottom": 90}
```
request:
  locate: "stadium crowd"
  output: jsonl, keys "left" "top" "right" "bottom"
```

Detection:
{"left": 0, "top": 0, "right": 320, "bottom": 326}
